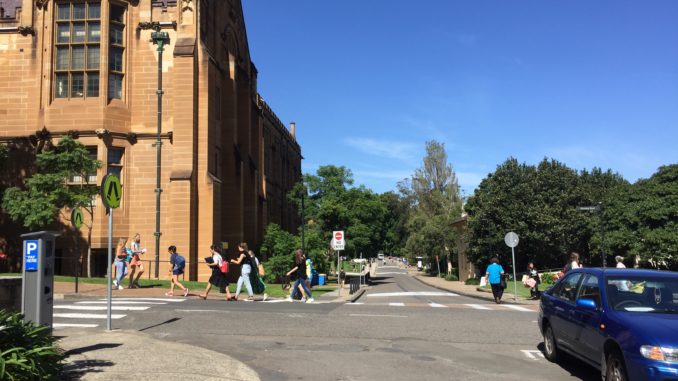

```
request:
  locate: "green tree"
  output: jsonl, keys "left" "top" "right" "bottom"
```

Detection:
{"left": 399, "top": 140, "right": 463, "bottom": 272}
{"left": 606, "top": 164, "right": 678, "bottom": 269}
{"left": 2, "top": 137, "right": 101, "bottom": 276}
{"left": 260, "top": 223, "right": 297, "bottom": 283}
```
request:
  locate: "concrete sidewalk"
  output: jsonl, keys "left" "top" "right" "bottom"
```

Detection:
{"left": 58, "top": 329, "right": 259, "bottom": 381}
{"left": 411, "top": 271, "right": 540, "bottom": 306}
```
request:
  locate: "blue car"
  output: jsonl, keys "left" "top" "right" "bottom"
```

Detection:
{"left": 539, "top": 268, "right": 678, "bottom": 381}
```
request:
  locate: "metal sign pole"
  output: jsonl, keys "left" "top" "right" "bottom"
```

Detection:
{"left": 511, "top": 246, "right": 517, "bottom": 301}
{"left": 107, "top": 208, "right": 113, "bottom": 331}
{"left": 337, "top": 250, "right": 341, "bottom": 295}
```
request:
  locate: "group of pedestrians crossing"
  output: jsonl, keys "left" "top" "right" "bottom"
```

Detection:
{"left": 111, "top": 238, "right": 317, "bottom": 303}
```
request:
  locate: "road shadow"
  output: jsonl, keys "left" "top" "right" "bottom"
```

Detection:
{"left": 137, "top": 283, "right": 163, "bottom": 288}
{"left": 138, "top": 317, "right": 181, "bottom": 332}
{"left": 62, "top": 359, "right": 115, "bottom": 380}
{"left": 536, "top": 342, "right": 599, "bottom": 380}
{"left": 64, "top": 343, "right": 122, "bottom": 357}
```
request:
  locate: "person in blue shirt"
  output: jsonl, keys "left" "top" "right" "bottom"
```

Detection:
{"left": 485, "top": 257, "right": 505, "bottom": 304}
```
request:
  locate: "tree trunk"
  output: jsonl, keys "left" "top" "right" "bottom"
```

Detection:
{"left": 86, "top": 226, "right": 92, "bottom": 278}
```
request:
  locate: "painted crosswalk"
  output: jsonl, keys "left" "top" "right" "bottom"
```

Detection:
{"left": 345, "top": 302, "right": 537, "bottom": 312}
{"left": 52, "top": 297, "right": 186, "bottom": 330}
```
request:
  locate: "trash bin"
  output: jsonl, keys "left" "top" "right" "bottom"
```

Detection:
{"left": 318, "top": 274, "right": 326, "bottom": 285}
{"left": 311, "top": 270, "right": 319, "bottom": 286}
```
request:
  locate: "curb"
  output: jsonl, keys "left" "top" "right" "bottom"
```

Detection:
{"left": 347, "top": 287, "right": 367, "bottom": 303}
{"left": 411, "top": 275, "right": 532, "bottom": 305}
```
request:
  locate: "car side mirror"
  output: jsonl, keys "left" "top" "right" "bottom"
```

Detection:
{"left": 576, "top": 298, "right": 598, "bottom": 311}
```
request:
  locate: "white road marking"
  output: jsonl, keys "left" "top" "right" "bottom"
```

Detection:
{"left": 54, "top": 313, "right": 126, "bottom": 319}
{"left": 502, "top": 305, "right": 533, "bottom": 312}
{"left": 53, "top": 323, "right": 99, "bottom": 329}
{"left": 429, "top": 303, "right": 447, "bottom": 308}
{"left": 75, "top": 301, "right": 167, "bottom": 305}
{"left": 367, "top": 291, "right": 458, "bottom": 298}
{"left": 100, "top": 298, "right": 186, "bottom": 302}
{"left": 263, "top": 299, "right": 288, "bottom": 303}
{"left": 389, "top": 302, "right": 405, "bottom": 307}
{"left": 465, "top": 304, "right": 492, "bottom": 310}
{"left": 376, "top": 272, "right": 408, "bottom": 275}
{"left": 349, "top": 314, "right": 407, "bottom": 318}
{"left": 175, "top": 309, "right": 229, "bottom": 313}
{"left": 347, "top": 302, "right": 364, "bottom": 305}
{"left": 521, "top": 350, "right": 544, "bottom": 360}
{"left": 54, "top": 305, "right": 149, "bottom": 311}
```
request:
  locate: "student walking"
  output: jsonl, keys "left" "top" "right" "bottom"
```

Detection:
{"left": 112, "top": 238, "right": 128, "bottom": 290}
{"left": 249, "top": 250, "right": 268, "bottom": 301}
{"left": 526, "top": 262, "right": 541, "bottom": 300}
{"left": 286, "top": 249, "right": 314, "bottom": 303}
{"left": 485, "top": 257, "right": 505, "bottom": 304}
{"left": 167, "top": 245, "right": 188, "bottom": 297}
{"left": 199, "top": 244, "right": 231, "bottom": 300}
{"left": 127, "top": 233, "right": 146, "bottom": 288}
{"left": 231, "top": 243, "right": 255, "bottom": 301}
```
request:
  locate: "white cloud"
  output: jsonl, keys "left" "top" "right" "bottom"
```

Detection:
{"left": 343, "top": 138, "right": 418, "bottom": 161}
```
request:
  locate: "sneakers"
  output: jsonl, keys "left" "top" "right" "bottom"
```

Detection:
{"left": 165, "top": 292, "right": 174, "bottom": 296}
{"left": 300, "top": 297, "right": 306, "bottom": 302}
{"left": 117, "top": 285, "right": 124, "bottom": 290}
{"left": 113, "top": 279, "right": 118, "bottom": 288}
{"left": 263, "top": 293, "right": 268, "bottom": 302}
{"left": 286, "top": 296, "right": 293, "bottom": 302}
{"left": 183, "top": 288, "right": 189, "bottom": 297}
{"left": 306, "top": 298, "right": 314, "bottom": 303}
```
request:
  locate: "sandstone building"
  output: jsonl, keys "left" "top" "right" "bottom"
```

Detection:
{"left": 0, "top": 0, "right": 302, "bottom": 280}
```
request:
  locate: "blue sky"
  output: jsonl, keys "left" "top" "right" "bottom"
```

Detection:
{"left": 242, "top": 1, "right": 678, "bottom": 196}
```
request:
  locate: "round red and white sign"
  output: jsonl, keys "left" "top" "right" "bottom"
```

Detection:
{"left": 334, "top": 231, "right": 343, "bottom": 241}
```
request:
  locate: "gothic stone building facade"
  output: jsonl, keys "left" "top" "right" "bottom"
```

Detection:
{"left": 0, "top": 0, "right": 301, "bottom": 280}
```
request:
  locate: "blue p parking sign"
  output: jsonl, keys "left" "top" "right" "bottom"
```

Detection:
{"left": 24, "top": 240, "right": 39, "bottom": 272}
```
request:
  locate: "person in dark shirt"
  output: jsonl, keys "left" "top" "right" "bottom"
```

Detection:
{"left": 286, "top": 249, "right": 314, "bottom": 303}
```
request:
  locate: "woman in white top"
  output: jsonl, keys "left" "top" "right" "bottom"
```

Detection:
{"left": 199, "top": 244, "right": 232, "bottom": 300}
{"left": 569, "top": 252, "right": 581, "bottom": 270}
{"left": 615, "top": 256, "right": 626, "bottom": 268}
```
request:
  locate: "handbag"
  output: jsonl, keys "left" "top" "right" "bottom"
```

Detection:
{"left": 500, "top": 276, "right": 507, "bottom": 289}
{"left": 219, "top": 261, "right": 229, "bottom": 274}
{"left": 258, "top": 263, "right": 265, "bottom": 276}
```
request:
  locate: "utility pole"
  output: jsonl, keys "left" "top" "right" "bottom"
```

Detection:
{"left": 577, "top": 202, "right": 606, "bottom": 268}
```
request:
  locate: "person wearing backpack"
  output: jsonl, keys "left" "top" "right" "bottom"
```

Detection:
{"left": 230, "top": 243, "right": 255, "bottom": 301}
{"left": 167, "top": 245, "right": 188, "bottom": 297}
{"left": 199, "top": 244, "right": 231, "bottom": 300}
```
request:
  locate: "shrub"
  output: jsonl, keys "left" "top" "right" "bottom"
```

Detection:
{"left": 445, "top": 273, "right": 458, "bottom": 281}
{"left": 0, "top": 310, "right": 64, "bottom": 380}
{"left": 464, "top": 278, "right": 480, "bottom": 286}
{"left": 541, "top": 272, "right": 559, "bottom": 287}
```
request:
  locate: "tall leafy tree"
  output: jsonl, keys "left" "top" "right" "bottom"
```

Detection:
{"left": 2, "top": 137, "right": 101, "bottom": 276}
{"left": 399, "top": 140, "right": 463, "bottom": 272}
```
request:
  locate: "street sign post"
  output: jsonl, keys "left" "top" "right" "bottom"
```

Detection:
{"left": 101, "top": 174, "right": 122, "bottom": 331}
{"left": 332, "top": 231, "right": 345, "bottom": 292}
{"left": 504, "top": 232, "right": 519, "bottom": 301}
{"left": 71, "top": 208, "right": 83, "bottom": 293}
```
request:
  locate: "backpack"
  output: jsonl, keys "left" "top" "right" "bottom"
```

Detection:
{"left": 174, "top": 254, "right": 186, "bottom": 271}
{"left": 219, "top": 260, "right": 229, "bottom": 274}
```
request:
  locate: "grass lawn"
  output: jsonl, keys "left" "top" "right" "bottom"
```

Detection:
{"left": 482, "top": 280, "right": 536, "bottom": 299}
{"left": 50, "top": 275, "right": 336, "bottom": 299}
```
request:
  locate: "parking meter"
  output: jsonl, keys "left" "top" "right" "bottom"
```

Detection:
{"left": 21, "top": 231, "right": 58, "bottom": 328}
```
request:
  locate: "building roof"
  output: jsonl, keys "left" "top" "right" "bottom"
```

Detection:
{"left": 0, "top": 0, "right": 21, "bottom": 19}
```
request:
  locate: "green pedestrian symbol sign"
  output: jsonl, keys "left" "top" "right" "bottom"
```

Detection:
{"left": 101, "top": 174, "right": 122, "bottom": 209}
{"left": 71, "top": 208, "right": 84, "bottom": 230}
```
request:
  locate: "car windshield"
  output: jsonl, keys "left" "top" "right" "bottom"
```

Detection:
{"left": 607, "top": 276, "right": 678, "bottom": 313}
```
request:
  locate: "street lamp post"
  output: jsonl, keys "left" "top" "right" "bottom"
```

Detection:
{"left": 138, "top": 21, "right": 173, "bottom": 278}
{"left": 577, "top": 202, "right": 606, "bottom": 268}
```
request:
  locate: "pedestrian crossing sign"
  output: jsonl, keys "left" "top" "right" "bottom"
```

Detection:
{"left": 101, "top": 174, "right": 122, "bottom": 209}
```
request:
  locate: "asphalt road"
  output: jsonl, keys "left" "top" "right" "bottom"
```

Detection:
{"left": 55, "top": 262, "right": 600, "bottom": 380}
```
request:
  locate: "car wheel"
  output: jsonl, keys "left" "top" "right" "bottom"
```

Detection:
{"left": 605, "top": 350, "right": 628, "bottom": 381}
{"left": 543, "top": 324, "right": 558, "bottom": 362}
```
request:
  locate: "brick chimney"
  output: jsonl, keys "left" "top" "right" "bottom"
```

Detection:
{"left": 290, "top": 121, "right": 296, "bottom": 141}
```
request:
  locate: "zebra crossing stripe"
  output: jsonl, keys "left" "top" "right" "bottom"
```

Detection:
{"left": 54, "top": 305, "right": 150, "bottom": 311}
{"left": 464, "top": 304, "right": 492, "bottom": 310}
{"left": 54, "top": 313, "right": 126, "bottom": 319}
{"left": 76, "top": 301, "right": 167, "bottom": 305}
{"left": 389, "top": 302, "right": 405, "bottom": 307}
{"left": 53, "top": 323, "right": 99, "bottom": 329}
{"left": 100, "top": 298, "right": 186, "bottom": 302}
{"left": 429, "top": 303, "right": 447, "bottom": 308}
{"left": 502, "top": 305, "right": 533, "bottom": 312}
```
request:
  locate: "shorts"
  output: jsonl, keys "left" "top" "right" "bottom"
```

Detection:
{"left": 130, "top": 255, "right": 142, "bottom": 266}
{"left": 173, "top": 269, "right": 184, "bottom": 276}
